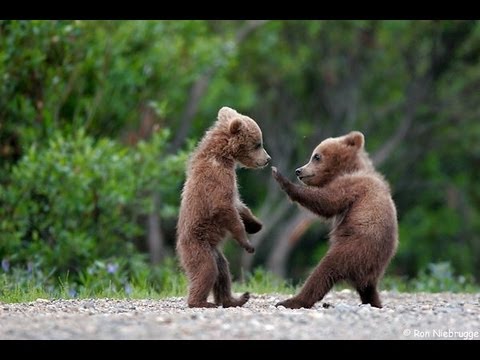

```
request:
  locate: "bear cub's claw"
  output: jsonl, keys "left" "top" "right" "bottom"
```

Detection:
{"left": 243, "top": 242, "right": 255, "bottom": 253}
{"left": 271, "top": 166, "right": 289, "bottom": 188}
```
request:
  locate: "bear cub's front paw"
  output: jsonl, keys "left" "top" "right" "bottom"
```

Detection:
{"left": 243, "top": 242, "right": 255, "bottom": 254}
{"left": 244, "top": 220, "right": 263, "bottom": 234}
{"left": 271, "top": 167, "right": 290, "bottom": 190}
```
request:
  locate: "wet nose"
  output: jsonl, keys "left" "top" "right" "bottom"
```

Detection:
{"left": 266, "top": 155, "right": 271, "bottom": 164}
{"left": 295, "top": 168, "right": 302, "bottom": 176}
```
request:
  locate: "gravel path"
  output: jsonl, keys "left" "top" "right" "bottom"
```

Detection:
{"left": 1, "top": 290, "right": 479, "bottom": 340}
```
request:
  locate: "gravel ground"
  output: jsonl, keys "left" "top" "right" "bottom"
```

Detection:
{"left": 1, "top": 290, "right": 479, "bottom": 340}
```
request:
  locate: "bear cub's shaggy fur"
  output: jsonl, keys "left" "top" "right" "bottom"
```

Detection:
{"left": 272, "top": 131, "right": 398, "bottom": 309}
{"left": 177, "top": 107, "right": 270, "bottom": 308}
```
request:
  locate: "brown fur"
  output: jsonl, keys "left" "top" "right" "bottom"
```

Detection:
{"left": 272, "top": 131, "right": 398, "bottom": 309}
{"left": 176, "top": 106, "right": 270, "bottom": 308}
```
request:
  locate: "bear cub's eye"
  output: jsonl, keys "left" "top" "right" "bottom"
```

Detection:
{"left": 254, "top": 143, "right": 262, "bottom": 150}
{"left": 313, "top": 154, "right": 321, "bottom": 162}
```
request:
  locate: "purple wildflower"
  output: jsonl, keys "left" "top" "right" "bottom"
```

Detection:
{"left": 107, "top": 263, "right": 119, "bottom": 274}
{"left": 1, "top": 259, "right": 10, "bottom": 272}
{"left": 124, "top": 283, "right": 133, "bottom": 296}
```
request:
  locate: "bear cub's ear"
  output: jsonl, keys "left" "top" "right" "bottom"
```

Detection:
{"left": 229, "top": 118, "right": 243, "bottom": 134}
{"left": 218, "top": 106, "right": 238, "bottom": 122}
{"left": 343, "top": 131, "right": 364, "bottom": 149}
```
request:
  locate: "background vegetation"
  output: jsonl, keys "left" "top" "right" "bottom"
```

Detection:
{"left": 1, "top": 20, "right": 480, "bottom": 300}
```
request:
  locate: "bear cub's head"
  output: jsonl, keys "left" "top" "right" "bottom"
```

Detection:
{"left": 295, "top": 131, "right": 368, "bottom": 187}
{"left": 218, "top": 107, "right": 271, "bottom": 169}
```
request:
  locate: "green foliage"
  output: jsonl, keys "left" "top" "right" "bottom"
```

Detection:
{"left": 2, "top": 261, "right": 476, "bottom": 303}
{"left": 0, "top": 20, "right": 223, "bottom": 154}
{"left": 235, "top": 268, "right": 295, "bottom": 294}
{"left": 0, "top": 129, "right": 186, "bottom": 280}
{"left": 412, "top": 262, "right": 478, "bottom": 293}
{"left": 75, "top": 256, "right": 188, "bottom": 298}
{"left": 0, "top": 263, "right": 294, "bottom": 303}
{"left": 2, "top": 20, "right": 480, "bottom": 294}
{"left": 382, "top": 262, "right": 479, "bottom": 293}
{"left": 0, "top": 256, "right": 188, "bottom": 303}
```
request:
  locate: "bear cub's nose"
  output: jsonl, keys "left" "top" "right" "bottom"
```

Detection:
{"left": 295, "top": 168, "right": 302, "bottom": 176}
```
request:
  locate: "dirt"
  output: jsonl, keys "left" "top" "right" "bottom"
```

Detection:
{"left": 1, "top": 290, "right": 479, "bottom": 340}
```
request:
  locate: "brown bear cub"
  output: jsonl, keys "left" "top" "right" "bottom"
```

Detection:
{"left": 272, "top": 131, "right": 398, "bottom": 309}
{"left": 177, "top": 107, "right": 271, "bottom": 308}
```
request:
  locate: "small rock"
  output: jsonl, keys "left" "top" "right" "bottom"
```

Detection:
{"left": 335, "top": 303, "right": 355, "bottom": 312}
{"left": 309, "top": 311, "right": 325, "bottom": 319}
{"left": 463, "top": 303, "right": 476, "bottom": 312}
{"left": 358, "top": 305, "right": 372, "bottom": 313}
{"left": 249, "top": 319, "right": 263, "bottom": 328}
{"left": 83, "top": 302, "right": 95, "bottom": 309}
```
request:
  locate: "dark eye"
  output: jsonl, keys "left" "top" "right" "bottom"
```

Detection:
{"left": 313, "top": 154, "right": 321, "bottom": 162}
{"left": 254, "top": 143, "right": 262, "bottom": 150}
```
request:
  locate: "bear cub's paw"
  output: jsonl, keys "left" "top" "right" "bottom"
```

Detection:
{"left": 188, "top": 301, "right": 218, "bottom": 308}
{"left": 244, "top": 219, "right": 263, "bottom": 234}
{"left": 243, "top": 241, "right": 255, "bottom": 254}
{"left": 271, "top": 167, "right": 291, "bottom": 190}
{"left": 275, "top": 298, "right": 311, "bottom": 309}
{"left": 223, "top": 292, "right": 250, "bottom": 308}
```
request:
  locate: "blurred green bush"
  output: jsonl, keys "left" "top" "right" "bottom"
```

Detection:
{"left": 0, "top": 128, "right": 186, "bottom": 279}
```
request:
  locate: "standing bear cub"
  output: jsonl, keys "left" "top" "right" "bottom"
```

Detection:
{"left": 177, "top": 106, "right": 271, "bottom": 308}
{"left": 272, "top": 131, "right": 398, "bottom": 309}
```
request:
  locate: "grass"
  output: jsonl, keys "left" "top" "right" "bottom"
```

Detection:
{"left": 0, "top": 273, "right": 180, "bottom": 303}
{"left": 0, "top": 257, "right": 188, "bottom": 303}
{"left": 381, "top": 262, "right": 479, "bottom": 293}
{"left": 234, "top": 268, "right": 296, "bottom": 295}
{"left": 0, "top": 266, "right": 294, "bottom": 303}
{"left": 0, "top": 261, "right": 478, "bottom": 304}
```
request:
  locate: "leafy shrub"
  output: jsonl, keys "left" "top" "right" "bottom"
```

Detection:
{"left": 0, "top": 128, "right": 186, "bottom": 280}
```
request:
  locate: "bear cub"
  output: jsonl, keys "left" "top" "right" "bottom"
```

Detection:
{"left": 272, "top": 131, "right": 398, "bottom": 309}
{"left": 177, "top": 106, "right": 271, "bottom": 308}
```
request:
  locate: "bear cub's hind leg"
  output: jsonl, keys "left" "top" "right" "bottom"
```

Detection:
{"left": 356, "top": 283, "right": 382, "bottom": 308}
{"left": 213, "top": 248, "right": 250, "bottom": 307}
{"left": 186, "top": 247, "right": 218, "bottom": 308}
